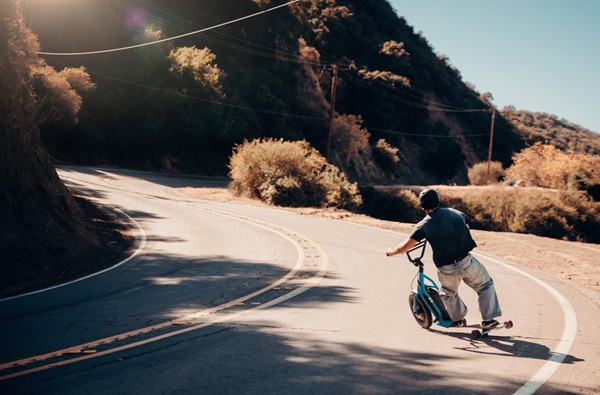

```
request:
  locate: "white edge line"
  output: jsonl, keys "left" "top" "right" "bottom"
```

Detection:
{"left": 341, "top": 221, "right": 578, "bottom": 393}
{"left": 473, "top": 252, "right": 578, "bottom": 395}
{"left": 0, "top": 206, "right": 329, "bottom": 380}
{"left": 0, "top": 208, "right": 147, "bottom": 303}
{"left": 4, "top": 190, "right": 575, "bottom": 392}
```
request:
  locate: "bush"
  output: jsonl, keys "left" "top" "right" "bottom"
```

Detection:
{"left": 467, "top": 161, "right": 505, "bottom": 185}
{"left": 506, "top": 142, "right": 600, "bottom": 189}
{"left": 439, "top": 187, "right": 600, "bottom": 243}
{"left": 359, "top": 186, "right": 422, "bottom": 223}
{"left": 228, "top": 138, "right": 362, "bottom": 210}
{"left": 372, "top": 138, "right": 400, "bottom": 169}
{"left": 369, "top": 185, "right": 600, "bottom": 243}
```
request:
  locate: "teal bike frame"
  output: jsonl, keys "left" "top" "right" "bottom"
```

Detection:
{"left": 406, "top": 240, "right": 454, "bottom": 328}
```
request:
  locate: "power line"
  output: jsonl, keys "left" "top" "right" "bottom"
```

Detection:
{"left": 46, "top": 60, "right": 490, "bottom": 140}
{"left": 35, "top": 0, "right": 488, "bottom": 114}
{"left": 339, "top": 69, "right": 488, "bottom": 113}
{"left": 118, "top": 0, "right": 320, "bottom": 65}
{"left": 37, "top": 0, "right": 301, "bottom": 56}
{"left": 46, "top": 59, "right": 488, "bottom": 141}
{"left": 366, "top": 126, "right": 489, "bottom": 138}
{"left": 35, "top": 0, "right": 495, "bottom": 138}
{"left": 52, "top": 64, "right": 327, "bottom": 121}
{"left": 109, "top": 1, "right": 488, "bottom": 116}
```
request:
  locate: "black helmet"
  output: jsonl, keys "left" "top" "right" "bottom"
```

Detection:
{"left": 419, "top": 189, "right": 440, "bottom": 210}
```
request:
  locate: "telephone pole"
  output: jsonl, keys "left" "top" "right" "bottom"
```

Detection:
{"left": 327, "top": 64, "right": 338, "bottom": 162}
{"left": 486, "top": 108, "right": 496, "bottom": 182}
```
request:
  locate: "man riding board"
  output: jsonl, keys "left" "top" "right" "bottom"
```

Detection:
{"left": 386, "top": 189, "right": 502, "bottom": 330}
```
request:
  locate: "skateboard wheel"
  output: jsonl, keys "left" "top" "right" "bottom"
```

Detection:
{"left": 504, "top": 320, "right": 513, "bottom": 329}
{"left": 471, "top": 329, "right": 481, "bottom": 339}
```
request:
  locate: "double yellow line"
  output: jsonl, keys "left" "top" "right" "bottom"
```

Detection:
{"left": 1, "top": 202, "right": 329, "bottom": 380}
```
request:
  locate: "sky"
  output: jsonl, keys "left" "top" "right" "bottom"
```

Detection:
{"left": 390, "top": 0, "right": 600, "bottom": 133}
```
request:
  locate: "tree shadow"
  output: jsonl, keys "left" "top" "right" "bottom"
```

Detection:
{"left": 0, "top": 243, "right": 588, "bottom": 394}
{"left": 8, "top": 320, "right": 590, "bottom": 395}
{"left": 0, "top": 250, "right": 352, "bottom": 366}
{"left": 61, "top": 179, "right": 109, "bottom": 200}
{"left": 59, "top": 165, "right": 231, "bottom": 190}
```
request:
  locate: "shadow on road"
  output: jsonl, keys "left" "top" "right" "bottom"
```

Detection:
{"left": 6, "top": 320, "right": 589, "bottom": 395}
{"left": 429, "top": 328, "right": 584, "bottom": 365}
{"left": 1, "top": 245, "right": 588, "bottom": 394}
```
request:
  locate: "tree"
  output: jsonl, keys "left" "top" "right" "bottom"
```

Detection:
{"left": 168, "top": 46, "right": 224, "bottom": 98}
{"left": 31, "top": 65, "right": 95, "bottom": 125}
{"left": 506, "top": 142, "right": 600, "bottom": 189}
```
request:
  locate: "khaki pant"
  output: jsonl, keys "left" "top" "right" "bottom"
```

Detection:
{"left": 437, "top": 254, "right": 502, "bottom": 322}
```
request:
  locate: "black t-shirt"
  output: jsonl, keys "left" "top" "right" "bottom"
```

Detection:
{"left": 410, "top": 207, "right": 477, "bottom": 267}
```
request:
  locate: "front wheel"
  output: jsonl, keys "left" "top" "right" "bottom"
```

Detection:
{"left": 408, "top": 293, "right": 432, "bottom": 329}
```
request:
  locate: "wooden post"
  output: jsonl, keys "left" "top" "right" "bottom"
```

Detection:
{"left": 327, "top": 64, "right": 338, "bottom": 162}
{"left": 486, "top": 109, "right": 496, "bottom": 182}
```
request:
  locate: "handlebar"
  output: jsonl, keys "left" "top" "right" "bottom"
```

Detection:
{"left": 406, "top": 240, "right": 427, "bottom": 267}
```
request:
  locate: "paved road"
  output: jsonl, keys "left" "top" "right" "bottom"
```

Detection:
{"left": 1, "top": 167, "right": 598, "bottom": 394}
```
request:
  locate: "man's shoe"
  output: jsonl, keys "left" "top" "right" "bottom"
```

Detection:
{"left": 481, "top": 319, "right": 499, "bottom": 330}
{"left": 452, "top": 318, "right": 467, "bottom": 327}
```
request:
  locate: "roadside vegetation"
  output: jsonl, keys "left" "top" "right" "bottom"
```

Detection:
{"left": 356, "top": 185, "right": 599, "bottom": 244}
{"left": 358, "top": 142, "right": 600, "bottom": 243}
{"left": 229, "top": 138, "right": 362, "bottom": 210}
{"left": 228, "top": 138, "right": 599, "bottom": 243}
{"left": 441, "top": 187, "right": 599, "bottom": 244}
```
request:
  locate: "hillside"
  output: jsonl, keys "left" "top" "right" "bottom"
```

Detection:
{"left": 26, "top": 0, "right": 525, "bottom": 185}
{"left": 501, "top": 107, "right": 600, "bottom": 155}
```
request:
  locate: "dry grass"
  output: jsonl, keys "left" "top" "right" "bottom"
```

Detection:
{"left": 228, "top": 138, "right": 362, "bottom": 210}
{"left": 436, "top": 185, "right": 600, "bottom": 243}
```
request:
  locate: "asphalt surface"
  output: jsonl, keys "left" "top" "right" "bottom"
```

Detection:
{"left": 1, "top": 166, "right": 598, "bottom": 394}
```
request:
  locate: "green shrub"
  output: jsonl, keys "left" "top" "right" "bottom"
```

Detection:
{"left": 228, "top": 138, "right": 362, "bottom": 210}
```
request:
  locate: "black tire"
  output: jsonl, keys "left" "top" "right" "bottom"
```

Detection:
{"left": 408, "top": 293, "right": 432, "bottom": 329}
{"left": 427, "top": 287, "right": 451, "bottom": 322}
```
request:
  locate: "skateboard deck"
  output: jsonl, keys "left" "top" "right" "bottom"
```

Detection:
{"left": 471, "top": 320, "right": 513, "bottom": 339}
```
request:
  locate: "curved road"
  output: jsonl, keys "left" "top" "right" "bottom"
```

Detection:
{"left": 1, "top": 167, "right": 598, "bottom": 394}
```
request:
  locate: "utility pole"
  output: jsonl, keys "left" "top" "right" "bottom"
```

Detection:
{"left": 486, "top": 108, "right": 496, "bottom": 182}
{"left": 327, "top": 64, "right": 338, "bottom": 162}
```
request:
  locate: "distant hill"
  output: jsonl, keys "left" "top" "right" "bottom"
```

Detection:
{"left": 501, "top": 107, "right": 600, "bottom": 156}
